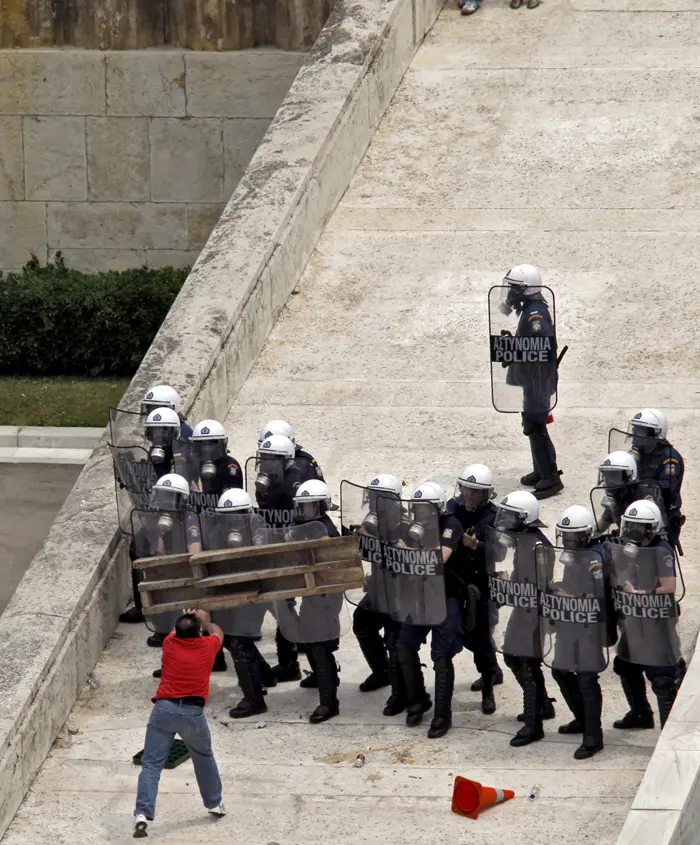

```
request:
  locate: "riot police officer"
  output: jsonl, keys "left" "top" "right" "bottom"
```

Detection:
{"left": 188, "top": 420, "right": 244, "bottom": 505}
{"left": 140, "top": 384, "right": 193, "bottom": 440}
{"left": 254, "top": 434, "right": 304, "bottom": 682}
{"left": 280, "top": 479, "right": 344, "bottom": 723}
{"left": 549, "top": 505, "right": 607, "bottom": 760}
{"left": 351, "top": 473, "right": 408, "bottom": 716}
{"left": 610, "top": 500, "right": 681, "bottom": 730}
{"left": 201, "top": 489, "right": 277, "bottom": 718}
{"left": 257, "top": 419, "right": 325, "bottom": 483}
{"left": 488, "top": 490, "right": 556, "bottom": 746}
{"left": 448, "top": 464, "right": 502, "bottom": 715}
{"left": 594, "top": 450, "right": 642, "bottom": 535}
{"left": 500, "top": 265, "right": 562, "bottom": 500}
{"left": 395, "top": 482, "right": 464, "bottom": 737}
{"left": 626, "top": 408, "right": 685, "bottom": 550}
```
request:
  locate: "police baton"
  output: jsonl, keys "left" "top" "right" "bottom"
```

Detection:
{"left": 556, "top": 345, "right": 569, "bottom": 368}
{"left": 676, "top": 539, "right": 684, "bottom": 557}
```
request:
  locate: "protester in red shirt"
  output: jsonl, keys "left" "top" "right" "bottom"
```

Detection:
{"left": 133, "top": 609, "right": 226, "bottom": 838}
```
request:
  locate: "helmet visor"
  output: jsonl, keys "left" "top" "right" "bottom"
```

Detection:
{"left": 150, "top": 488, "right": 185, "bottom": 511}
{"left": 255, "top": 454, "right": 286, "bottom": 482}
{"left": 147, "top": 426, "right": 176, "bottom": 449}
{"left": 556, "top": 528, "right": 589, "bottom": 550}
{"left": 620, "top": 519, "right": 651, "bottom": 545}
{"left": 141, "top": 399, "right": 175, "bottom": 417}
{"left": 493, "top": 507, "right": 525, "bottom": 532}
{"left": 193, "top": 440, "right": 225, "bottom": 462}
{"left": 600, "top": 469, "right": 630, "bottom": 489}
{"left": 629, "top": 423, "right": 658, "bottom": 451}
{"left": 410, "top": 501, "right": 437, "bottom": 525}
{"left": 295, "top": 500, "right": 322, "bottom": 522}
{"left": 456, "top": 482, "right": 488, "bottom": 511}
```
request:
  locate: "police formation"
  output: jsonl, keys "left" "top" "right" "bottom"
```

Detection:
{"left": 111, "top": 380, "right": 685, "bottom": 757}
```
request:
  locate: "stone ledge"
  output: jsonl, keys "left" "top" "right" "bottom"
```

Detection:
{"left": 0, "top": 0, "right": 445, "bottom": 838}
{"left": 16, "top": 426, "right": 104, "bottom": 450}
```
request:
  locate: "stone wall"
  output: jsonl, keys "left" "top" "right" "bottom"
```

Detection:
{"left": 0, "top": 0, "right": 336, "bottom": 51}
{"left": 0, "top": 48, "right": 305, "bottom": 272}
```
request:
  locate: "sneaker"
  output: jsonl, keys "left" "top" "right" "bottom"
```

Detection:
{"left": 461, "top": 0, "right": 482, "bottom": 13}
{"left": 208, "top": 801, "right": 226, "bottom": 817}
{"left": 133, "top": 814, "right": 148, "bottom": 838}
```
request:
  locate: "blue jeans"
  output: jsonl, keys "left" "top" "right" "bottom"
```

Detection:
{"left": 135, "top": 699, "right": 222, "bottom": 819}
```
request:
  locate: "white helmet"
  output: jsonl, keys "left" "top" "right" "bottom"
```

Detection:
{"left": 367, "top": 474, "right": 403, "bottom": 498}
{"left": 504, "top": 264, "right": 543, "bottom": 294}
{"left": 556, "top": 505, "right": 595, "bottom": 548}
{"left": 629, "top": 408, "right": 668, "bottom": 441}
{"left": 142, "top": 385, "right": 181, "bottom": 416}
{"left": 411, "top": 481, "right": 447, "bottom": 514}
{"left": 599, "top": 450, "right": 638, "bottom": 485}
{"left": 258, "top": 419, "right": 295, "bottom": 447}
{"left": 152, "top": 473, "right": 190, "bottom": 510}
{"left": 620, "top": 499, "right": 662, "bottom": 546}
{"left": 294, "top": 479, "right": 331, "bottom": 521}
{"left": 458, "top": 463, "right": 493, "bottom": 490}
{"left": 494, "top": 490, "right": 542, "bottom": 531}
{"left": 144, "top": 407, "right": 180, "bottom": 432}
{"left": 216, "top": 489, "right": 253, "bottom": 513}
{"left": 191, "top": 419, "right": 228, "bottom": 445}
{"left": 258, "top": 433, "right": 295, "bottom": 461}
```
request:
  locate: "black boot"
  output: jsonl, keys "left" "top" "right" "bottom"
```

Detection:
{"left": 428, "top": 657, "right": 454, "bottom": 738}
{"left": 119, "top": 606, "right": 144, "bottom": 624}
{"left": 354, "top": 606, "right": 390, "bottom": 692}
{"left": 520, "top": 436, "right": 541, "bottom": 486}
{"left": 529, "top": 432, "right": 563, "bottom": 500}
{"left": 471, "top": 665, "right": 503, "bottom": 692}
{"left": 260, "top": 659, "right": 278, "bottom": 689}
{"left": 614, "top": 674, "right": 654, "bottom": 730}
{"left": 300, "top": 647, "right": 318, "bottom": 688}
{"left": 397, "top": 649, "right": 432, "bottom": 727}
{"left": 553, "top": 669, "right": 583, "bottom": 735}
{"left": 120, "top": 568, "right": 145, "bottom": 623}
{"left": 574, "top": 675, "right": 604, "bottom": 760}
{"left": 481, "top": 675, "right": 497, "bottom": 715}
{"left": 517, "top": 674, "right": 555, "bottom": 722}
{"left": 511, "top": 662, "right": 544, "bottom": 747}
{"left": 309, "top": 645, "right": 340, "bottom": 724}
{"left": 147, "top": 632, "right": 167, "bottom": 648}
{"left": 383, "top": 633, "right": 408, "bottom": 716}
{"left": 271, "top": 628, "right": 301, "bottom": 683}
{"left": 652, "top": 676, "right": 678, "bottom": 729}
{"left": 229, "top": 645, "right": 267, "bottom": 719}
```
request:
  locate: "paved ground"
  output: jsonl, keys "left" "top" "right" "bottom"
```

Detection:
{"left": 0, "top": 464, "right": 82, "bottom": 614}
{"left": 5, "top": 2, "right": 700, "bottom": 843}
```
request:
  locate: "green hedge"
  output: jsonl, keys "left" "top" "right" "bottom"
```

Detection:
{"left": 0, "top": 254, "right": 189, "bottom": 377}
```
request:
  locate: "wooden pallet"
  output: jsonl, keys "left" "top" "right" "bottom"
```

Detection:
{"left": 136, "top": 534, "right": 364, "bottom": 616}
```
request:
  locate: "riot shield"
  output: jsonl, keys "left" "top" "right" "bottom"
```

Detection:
{"left": 486, "top": 527, "right": 550, "bottom": 659}
{"left": 198, "top": 510, "right": 271, "bottom": 638}
{"left": 131, "top": 508, "right": 191, "bottom": 634}
{"left": 109, "top": 406, "right": 144, "bottom": 448}
{"left": 272, "top": 520, "right": 350, "bottom": 643}
{"left": 488, "top": 285, "right": 557, "bottom": 414}
{"left": 245, "top": 454, "right": 297, "bottom": 526}
{"left": 339, "top": 480, "right": 376, "bottom": 609}
{"left": 606, "top": 541, "right": 681, "bottom": 666}
{"left": 374, "top": 493, "right": 446, "bottom": 626}
{"left": 540, "top": 547, "right": 608, "bottom": 673}
{"left": 591, "top": 481, "right": 668, "bottom": 536}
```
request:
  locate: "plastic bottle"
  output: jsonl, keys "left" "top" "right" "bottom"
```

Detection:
{"left": 528, "top": 784, "right": 541, "bottom": 800}
{"left": 87, "top": 673, "right": 101, "bottom": 690}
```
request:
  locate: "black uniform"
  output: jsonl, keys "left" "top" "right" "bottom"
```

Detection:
{"left": 352, "top": 518, "right": 411, "bottom": 714}
{"left": 507, "top": 295, "right": 561, "bottom": 497}
{"left": 296, "top": 446, "right": 325, "bottom": 483}
{"left": 550, "top": 541, "right": 608, "bottom": 759}
{"left": 395, "top": 511, "right": 464, "bottom": 736}
{"left": 448, "top": 499, "right": 501, "bottom": 709}
{"left": 611, "top": 537, "right": 681, "bottom": 729}
{"left": 635, "top": 440, "right": 685, "bottom": 549}
{"left": 499, "top": 527, "right": 556, "bottom": 747}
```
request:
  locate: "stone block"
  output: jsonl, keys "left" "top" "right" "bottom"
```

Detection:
{"left": 106, "top": 52, "right": 186, "bottom": 117}
{"left": 0, "top": 202, "right": 47, "bottom": 268}
{"left": 0, "top": 735, "right": 23, "bottom": 838}
{"left": 17, "top": 427, "right": 103, "bottom": 450}
{"left": 47, "top": 202, "right": 187, "bottom": 250}
{"left": 0, "top": 117, "right": 24, "bottom": 200}
{"left": 185, "top": 51, "right": 304, "bottom": 118}
{"left": 223, "top": 118, "right": 270, "bottom": 196}
{"left": 19, "top": 632, "right": 78, "bottom": 793}
{"left": 150, "top": 119, "right": 224, "bottom": 202}
{"left": 48, "top": 248, "right": 147, "bottom": 273}
{"left": 368, "top": 0, "right": 416, "bottom": 129}
{"left": 187, "top": 203, "right": 226, "bottom": 250}
{"left": 0, "top": 51, "right": 105, "bottom": 116}
{"left": 146, "top": 249, "right": 202, "bottom": 269}
{"left": 87, "top": 117, "right": 149, "bottom": 202}
{"left": 24, "top": 117, "right": 87, "bottom": 201}
{"left": 413, "top": 0, "right": 445, "bottom": 45}
{"left": 0, "top": 427, "right": 18, "bottom": 448}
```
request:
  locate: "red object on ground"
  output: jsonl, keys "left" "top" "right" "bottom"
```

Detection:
{"left": 451, "top": 776, "right": 515, "bottom": 820}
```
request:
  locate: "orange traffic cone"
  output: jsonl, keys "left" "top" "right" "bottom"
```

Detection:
{"left": 451, "top": 777, "right": 515, "bottom": 820}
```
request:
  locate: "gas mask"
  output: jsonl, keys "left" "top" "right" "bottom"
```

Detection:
{"left": 361, "top": 512, "right": 379, "bottom": 536}
{"left": 408, "top": 502, "right": 438, "bottom": 548}
{"left": 147, "top": 426, "right": 175, "bottom": 465}
{"left": 630, "top": 424, "right": 658, "bottom": 455}
{"left": 157, "top": 512, "right": 174, "bottom": 535}
{"left": 620, "top": 521, "right": 651, "bottom": 558}
{"left": 226, "top": 530, "right": 244, "bottom": 548}
{"left": 255, "top": 456, "right": 286, "bottom": 500}
{"left": 498, "top": 284, "right": 527, "bottom": 316}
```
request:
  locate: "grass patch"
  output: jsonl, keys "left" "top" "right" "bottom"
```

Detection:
{"left": 0, "top": 377, "right": 130, "bottom": 427}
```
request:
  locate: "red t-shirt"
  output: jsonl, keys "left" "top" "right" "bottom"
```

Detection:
{"left": 153, "top": 633, "right": 221, "bottom": 705}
